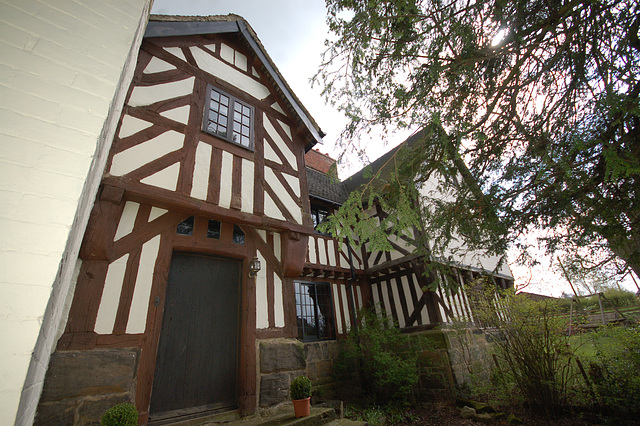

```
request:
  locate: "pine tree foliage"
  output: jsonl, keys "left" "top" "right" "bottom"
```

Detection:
{"left": 316, "top": 0, "right": 640, "bottom": 278}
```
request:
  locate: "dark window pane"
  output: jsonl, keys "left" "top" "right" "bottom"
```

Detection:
{"left": 232, "top": 225, "right": 245, "bottom": 245}
{"left": 207, "top": 220, "right": 221, "bottom": 239}
{"left": 177, "top": 216, "right": 194, "bottom": 235}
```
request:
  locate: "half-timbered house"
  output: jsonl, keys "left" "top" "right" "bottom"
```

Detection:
{"left": 33, "top": 14, "right": 513, "bottom": 425}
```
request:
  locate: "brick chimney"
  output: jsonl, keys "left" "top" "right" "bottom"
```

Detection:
{"left": 305, "top": 149, "right": 337, "bottom": 176}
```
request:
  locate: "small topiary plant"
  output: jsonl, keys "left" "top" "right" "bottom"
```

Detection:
{"left": 290, "top": 375, "right": 312, "bottom": 400}
{"left": 101, "top": 402, "right": 138, "bottom": 426}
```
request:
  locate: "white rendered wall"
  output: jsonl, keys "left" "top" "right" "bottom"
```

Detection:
{"left": 0, "top": 1, "right": 152, "bottom": 424}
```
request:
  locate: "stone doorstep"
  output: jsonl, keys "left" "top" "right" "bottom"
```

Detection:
{"left": 323, "top": 420, "right": 367, "bottom": 426}
{"left": 149, "top": 401, "right": 343, "bottom": 426}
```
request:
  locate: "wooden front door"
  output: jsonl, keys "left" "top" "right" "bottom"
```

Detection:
{"left": 150, "top": 253, "right": 241, "bottom": 419}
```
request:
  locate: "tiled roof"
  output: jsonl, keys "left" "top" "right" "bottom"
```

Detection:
{"left": 306, "top": 167, "right": 350, "bottom": 204}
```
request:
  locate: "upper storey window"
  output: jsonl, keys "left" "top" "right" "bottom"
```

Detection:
{"left": 203, "top": 85, "right": 254, "bottom": 150}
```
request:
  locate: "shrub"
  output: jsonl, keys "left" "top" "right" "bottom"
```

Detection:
{"left": 290, "top": 375, "right": 312, "bottom": 400}
{"left": 101, "top": 403, "right": 138, "bottom": 426}
{"left": 335, "top": 307, "right": 418, "bottom": 404}
{"left": 474, "top": 289, "right": 578, "bottom": 417}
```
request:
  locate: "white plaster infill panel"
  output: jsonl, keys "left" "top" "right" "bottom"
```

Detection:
{"left": 114, "top": 201, "right": 139, "bottom": 241}
{"left": 340, "top": 243, "right": 350, "bottom": 269}
{"left": 127, "top": 77, "right": 194, "bottom": 107}
{"left": 282, "top": 173, "right": 300, "bottom": 198}
{"left": 218, "top": 151, "right": 233, "bottom": 208}
{"left": 190, "top": 47, "right": 269, "bottom": 100}
{"left": 159, "top": 105, "right": 190, "bottom": 124}
{"left": 391, "top": 280, "right": 404, "bottom": 328}
{"left": 264, "top": 167, "right": 302, "bottom": 224}
{"left": 118, "top": 114, "right": 152, "bottom": 138}
{"left": 140, "top": 162, "right": 180, "bottom": 191}
{"left": 340, "top": 285, "right": 350, "bottom": 331}
{"left": 277, "top": 119, "right": 292, "bottom": 139}
{"left": 380, "top": 281, "right": 394, "bottom": 321}
{"left": 255, "top": 250, "right": 269, "bottom": 329}
{"left": 412, "top": 273, "right": 430, "bottom": 324}
{"left": 110, "top": 130, "right": 184, "bottom": 176}
{"left": 95, "top": 254, "right": 129, "bottom": 334}
{"left": 126, "top": 235, "right": 161, "bottom": 334}
{"left": 219, "top": 43, "right": 234, "bottom": 64}
{"left": 400, "top": 275, "right": 415, "bottom": 320}
{"left": 149, "top": 207, "right": 168, "bottom": 222}
{"left": 144, "top": 56, "right": 176, "bottom": 74}
{"left": 333, "top": 284, "right": 343, "bottom": 334}
{"left": 356, "top": 287, "right": 363, "bottom": 309}
{"left": 263, "top": 115, "right": 297, "bottom": 171}
{"left": 240, "top": 159, "right": 254, "bottom": 214}
{"left": 264, "top": 192, "right": 286, "bottom": 222}
{"left": 271, "top": 102, "right": 285, "bottom": 114}
{"left": 274, "top": 273, "right": 284, "bottom": 327}
{"left": 264, "top": 138, "right": 282, "bottom": 165}
{"left": 164, "top": 46, "right": 187, "bottom": 62}
{"left": 191, "top": 142, "right": 212, "bottom": 200}
{"left": 218, "top": 43, "right": 247, "bottom": 71}
{"left": 371, "top": 283, "right": 381, "bottom": 316}
{"left": 327, "top": 239, "right": 337, "bottom": 267}
{"left": 317, "top": 238, "right": 327, "bottom": 265}
{"left": 307, "top": 236, "right": 317, "bottom": 264}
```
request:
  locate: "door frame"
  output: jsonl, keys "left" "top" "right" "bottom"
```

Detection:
{"left": 134, "top": 218, "right": 258, "bottom": 424}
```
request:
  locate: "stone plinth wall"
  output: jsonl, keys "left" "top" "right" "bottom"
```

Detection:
{"left": 256, "top": 328, "right": 496, "bottom": 410}
{"left": 34, "top": 348, "right": 139, "bottom": 425}
{"left": 257, "top": 338, "right": 341, "bottom": 409}
{"left": 440, "top": 326, "right": 497, "bottom": 390}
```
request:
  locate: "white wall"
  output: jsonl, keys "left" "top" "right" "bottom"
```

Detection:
{"left": 419, "top": 173, "right": 513, "bottom": 278}
{"left": 0, "top": 1, "right": 151, "bottom": 424}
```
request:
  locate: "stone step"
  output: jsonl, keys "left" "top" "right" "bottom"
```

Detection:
{"left": 150, "top": 402, "right": 343, "bottom": 426}
{"left": 206, "top": 406, "right": 338, "bottom": 425}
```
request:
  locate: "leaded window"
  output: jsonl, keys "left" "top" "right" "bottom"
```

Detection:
{"left": 295, "top": 281, "right": 335, "bottom": 341}
{"left": 203, "top": 85, "right": 254, "bottom": 149}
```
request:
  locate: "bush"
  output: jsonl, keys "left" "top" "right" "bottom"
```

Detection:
{"left": 335, "top": 307, "right": 418, "bottom": 403}
{"left": 290, "top": 375, "right": 312, "bottom": 400}
{"left": 101, "top": 403, "right": 138, "bottom": 426}
{"left": 474, "top": 289, "right": 578, "bottom": 417}
{"left": 588, "top": 325, "right": 640, "bottom": 417}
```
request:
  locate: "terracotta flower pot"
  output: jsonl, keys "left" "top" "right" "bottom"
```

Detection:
{"left": 292, "top": 397, "right": 311, "bottom": 418}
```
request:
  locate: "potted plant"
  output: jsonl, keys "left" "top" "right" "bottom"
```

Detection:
{"left": 290, "top": 375, "right": 312, "bottom": 418}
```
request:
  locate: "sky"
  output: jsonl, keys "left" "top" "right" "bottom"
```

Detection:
{"left": 149, "top": 0, "right": 639, "bottom": 297}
